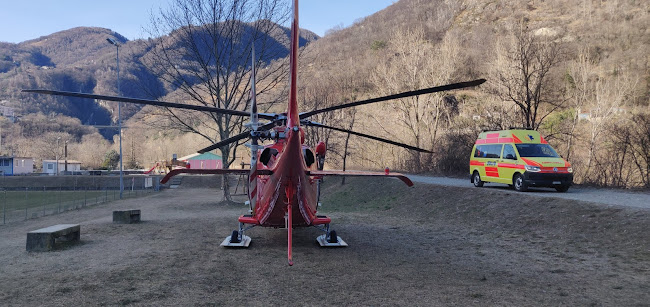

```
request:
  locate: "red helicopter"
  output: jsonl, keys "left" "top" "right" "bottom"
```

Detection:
{"left": 24, "top": 0, "right": 484, "bottom": 265}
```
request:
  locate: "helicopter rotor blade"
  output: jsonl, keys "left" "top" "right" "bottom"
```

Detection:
{"left": 197, "top": 131, "right": 252, "bottom": 154}
{"left": 299, "top": 79, "right": 486, "bottom": 119}
{"left": 197, "top": 121, "right": 277, "bottom": 154}
{"left": 22, "top": 89, "right": 276, "bottom": 119}
{"left": 303, "top": 121, "right": 432, "bottom": 153}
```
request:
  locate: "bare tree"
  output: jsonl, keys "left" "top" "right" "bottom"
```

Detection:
{"left": 624, "top": 113, "right": 650, "bottom": 187}
{"left": 299, "top": 48, "right": 367, "bottom": 171}
{"left": 583, "top": 71, "right": 637, "bottom": 182}
{"left": 143, "top": 0, "right": 290, "bottom": 200}
{"left": 564, "top": 48, "right": 594, "bottom": 160}
{"left": 121, "top": 127, "right": 146, "bottom": 169}
{"left": 339, "top": 108, "right": 357, "bottom": 185}
{"left": 299, "top": 74, "right": 337, "bottom": 153}
{"left": 71, "top": 133, "right": 111, "bottom": 169}
{"left": 492, "top": 23, "right": 564, "bottom": 129}
{"left": 371, "top": 27, "right": 461, "bottom": 171}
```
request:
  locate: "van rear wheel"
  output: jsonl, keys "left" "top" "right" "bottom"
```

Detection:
{"left": 513, "top": 174, "right": 528, "bottom": 192}
{"left": 473, "top": 172, "right": 484, "bottom": 187}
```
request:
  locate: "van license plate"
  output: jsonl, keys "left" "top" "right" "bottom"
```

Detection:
{"left": 552, "top": 181, "right": 561, "bottom": 185}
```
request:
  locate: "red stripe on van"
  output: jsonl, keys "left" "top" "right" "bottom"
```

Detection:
{"left": 512, "top": 134, "right": 522, "bottom": 143}
{"left": 498, "top": 137, "right": 514, "bottom": 143}
{"left": 498, "top": 163, "right": 525, "bottom": 169}
{"left": 485, "top": 167, "right": 499, "bottom": 177}
{"left": 521, "top": 158, "right": 542, "bottom": 167}
{"left": 487, "top": 133, "right": 499, "bottom": 138}
{"left": 470, "top": 161, "right": 485, "bottom": 166}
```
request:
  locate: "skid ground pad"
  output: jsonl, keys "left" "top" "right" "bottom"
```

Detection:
{"left": 221, "top": 235, "right": 251, "bottom": 247}
{"left": 316, "top": 235, "right": 348, "bottom": 247}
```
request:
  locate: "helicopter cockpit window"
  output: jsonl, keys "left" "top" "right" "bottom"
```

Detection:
{"left": 260, "top": 148, "right": 279, "bottom": 166}
{"left": 303, "top": 148, "right": 315, "bottom": 167}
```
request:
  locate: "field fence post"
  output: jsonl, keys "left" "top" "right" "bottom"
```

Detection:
{"left": 24, "top": 187, "right": 28, "bottom": 220}
{"left": 42, "top": 186, "right": 46, "bottom": 217}
{"left": 84, "top": 187, "right": 87, "bottom": 207}
{"left": 3, "top": 190, "right": 6, "bottom": 225}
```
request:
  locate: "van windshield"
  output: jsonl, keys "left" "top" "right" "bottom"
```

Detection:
{"left": 515, "top": 144, "right": 560, "bottom": 158}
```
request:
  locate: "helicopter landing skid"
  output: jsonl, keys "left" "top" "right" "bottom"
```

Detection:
{"left": 316, "top": 234, "right": 348, "bottom": 247}
{"left": 221, "top": 235, "right": 251, "bottom": 247}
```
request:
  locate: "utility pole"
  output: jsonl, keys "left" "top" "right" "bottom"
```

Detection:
{"left": 56, "top": 137, "right": 60, "bottom": 176}
{"left": 107, "top": 37, "right": 124, "bottom": 199}
{"left": 64, "top": 140, "right": 68, "bottom": 173}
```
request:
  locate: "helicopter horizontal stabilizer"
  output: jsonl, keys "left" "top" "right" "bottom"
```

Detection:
{"left": 161, "top": 168, "right": 273, "bottom": 184}
{"left": 308, "top": 170, "right": 414, "bottom": 187}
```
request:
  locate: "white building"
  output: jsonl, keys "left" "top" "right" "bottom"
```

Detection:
{"left": 0, "top": 156, "right": 34, "bottom": 175}
{"left": 42, "top": 160, "right": 82, "bottom": 175}
{"left": 0, "top": 102, "right": 17, "bottom": 122}
{"left": 13, "top": 157, "right": 34, "bottom": 174}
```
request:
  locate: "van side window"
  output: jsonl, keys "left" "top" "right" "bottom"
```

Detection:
{"left": 475, "top": 144, "right": 503, "bottom": 158}
{"left": 503, "top": 144, "right": 517, "bottom": 160}
{"left": 473, "top": 147, "right": 482, "bottom": 158}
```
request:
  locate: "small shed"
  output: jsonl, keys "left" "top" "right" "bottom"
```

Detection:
{"left": 42, "top": 160, "right": 82, "bottom": 175}
{"left": 179, "top": 152, "right": 222, "bottom": 169}
{"left": 13, "top": 157, "right": 34, "bottom": 174}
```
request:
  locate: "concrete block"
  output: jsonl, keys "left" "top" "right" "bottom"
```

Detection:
{"left": 27, "top": 224, "right": 80, "bottom": 252}
{"left": 113, "top": 209, "right": 141, "bottom": 224}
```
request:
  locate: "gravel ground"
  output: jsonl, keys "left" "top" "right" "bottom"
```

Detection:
{"left": 0, "top": 177, "right": 648, "bottom": 306}
{"left": 408, "top": 174, "right": 650, "bottom": 209}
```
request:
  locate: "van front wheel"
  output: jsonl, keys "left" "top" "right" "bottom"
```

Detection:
{"left": 513, "top": 174, "right": 528, "bottom": 192}
{"left": 473, "top": 172, "right": 484, "bottom": 187}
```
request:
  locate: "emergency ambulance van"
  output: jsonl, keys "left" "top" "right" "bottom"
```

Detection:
{"left": 469, "top": 129, "right": 573, "bottom": 192}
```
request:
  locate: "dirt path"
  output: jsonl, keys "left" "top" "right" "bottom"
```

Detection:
{"left": 408, "top": 174, "right": 650, "bottom": 209}
{"left": 0, "top": 178, "right": 647, "bottom": 306}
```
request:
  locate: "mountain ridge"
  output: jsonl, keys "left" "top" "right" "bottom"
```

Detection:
{"left": 0, "top": 22, "right": 318, "bottom": 130}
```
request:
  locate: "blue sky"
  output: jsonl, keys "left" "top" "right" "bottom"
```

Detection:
{"left": 0, "top": 0, "right": 396, "bottom": 43}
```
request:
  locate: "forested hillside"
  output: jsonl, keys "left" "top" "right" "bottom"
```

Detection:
{"left": 296, "top": 0, "right": 649, "bottom": 188}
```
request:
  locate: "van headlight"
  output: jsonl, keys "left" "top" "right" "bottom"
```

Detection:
{"left": 567, "top": 167, "right": 573, "bottom": 173}
{"left": 525, "top": 165, "right": 541, "bottom": 172}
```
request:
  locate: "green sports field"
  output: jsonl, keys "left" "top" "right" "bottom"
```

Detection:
{"left": 0, "top": 188, "right": 154, "bottom": 224}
